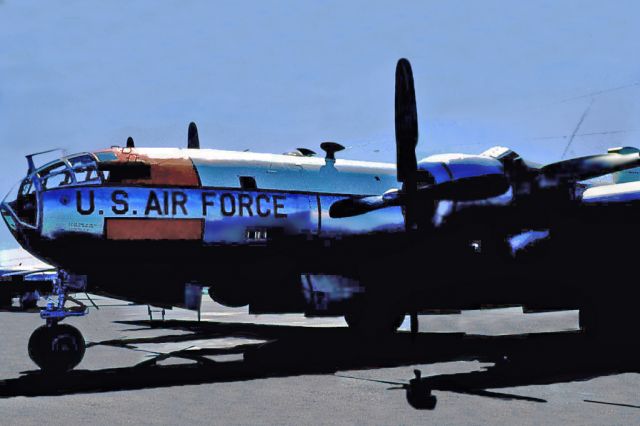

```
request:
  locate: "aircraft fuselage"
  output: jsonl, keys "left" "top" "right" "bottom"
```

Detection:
{"left": 0, "top": 146, "right": 515, "bottom": 311}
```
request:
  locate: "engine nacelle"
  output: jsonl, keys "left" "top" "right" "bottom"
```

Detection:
{"left": 208, "top": 283, "right": 250, "bottom": 307}
{"left": 417, "top": 153, "right": 506, "bottom": 185}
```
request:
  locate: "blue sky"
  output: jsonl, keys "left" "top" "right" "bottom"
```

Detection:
{"left": 1, "top": 0, "right": 639, "bottom": 247}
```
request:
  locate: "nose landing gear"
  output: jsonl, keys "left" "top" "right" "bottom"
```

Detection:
{"left": 27, "top": 271, "right": 88, "bottom": 373}
{"left": 28, "top": 323, "right": 86, "bottom": 372}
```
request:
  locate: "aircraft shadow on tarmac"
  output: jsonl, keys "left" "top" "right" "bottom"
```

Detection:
{"left": 0, "top": 320, "right": 638, "bottom": 409}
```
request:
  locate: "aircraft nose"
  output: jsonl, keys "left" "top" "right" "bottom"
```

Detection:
{"left": 1, "top": 201, "right": 23, "bottom": 238}
{"left": 1, "top": 177, "right": 38, "bottom": 237}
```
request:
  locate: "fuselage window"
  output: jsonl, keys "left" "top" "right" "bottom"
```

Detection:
{"left": 239, "top": 176, "right": 257, "bottom": 190}
{"left": 246, "top": 228, "right": 268, "bottom": 242}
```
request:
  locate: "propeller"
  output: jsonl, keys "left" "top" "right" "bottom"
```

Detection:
{"left": 331, "top": 60, "right": 640, "bottom": 223}
{"left": 329, "top": 191, "right": 400, "bottom": 219}
{"left": 329, "top": 58, "right": 509, "bottom": 221}
{"left": 395, "top": 58, "right": 419, "bottom": 185}
{"left": 395, "top": 58, "right": 419, "bottom": 230}
{"left": 330, "top": 59, "right": 422, "bottom": 223}
{"left": 540, "top": 152, "right": 640, "bottom": 183}
{"left": 126, "top": 137, "right": 135, "bottom": 148}
{"left": 188, "top": 122, "right": 200, "bottom": 149}
{"left": 329, "top": 174, "right": 509, "bottom": 218}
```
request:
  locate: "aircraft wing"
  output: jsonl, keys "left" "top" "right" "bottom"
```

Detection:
{"left": 0, "top": 248, "right": 56, "bottom": 307}
{"left": 0, "top": 267, "right": 56, "bottom": 278}
{"left": 0, "top": 247, "right": 54, "bottom": 278}
{"left": 580, "top": 181, "right": 640, "bottom": 205}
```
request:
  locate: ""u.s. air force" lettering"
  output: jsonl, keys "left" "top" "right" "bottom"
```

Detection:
{"left": 75, "top": 189, "right": 288, "bottom": 218}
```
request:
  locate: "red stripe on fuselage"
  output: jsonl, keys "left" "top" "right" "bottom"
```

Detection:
{"left": 105, "top": 218, "right": 203, "bottom": 240}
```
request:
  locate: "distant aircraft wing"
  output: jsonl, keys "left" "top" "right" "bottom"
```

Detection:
{"left": 0, "top": 267, "right": 56, "bottom": 280}
{"left": 0, "top": 247, "right": 55, "bottom": 278}
{"left": 0, "top": 267, "right": 57, "bottom": 308}
{"left": 581, "top": 181, "right": 640, "bottom": 205}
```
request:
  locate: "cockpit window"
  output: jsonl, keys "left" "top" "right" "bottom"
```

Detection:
{"left": 31, "top": 154, "right": 103, "bottom": 190}
{"left": 68, "top": 154, "right": 100, "bottom": 184}
{"left": 14, "top": 177, "right": 37, "bottom": 226}
{"left": 19, "top": 178, "right": 35, "bottom": 196}
{"left": 74, "top": 168, "right": 98, "bottom": 183}
{"left": 95, "top": 151, "right": 118, "bottom": 162}
{"left": 36, "top": 161, "right": 72, "bottom": 190}
{"left": 37, "top": 161, "right": 66, "bottom": 179}
{"left": 42, "top": 171, "right": 73, "bottom": 190}
{"left": 68, "top": 154, "right": 94, "bottom": 167}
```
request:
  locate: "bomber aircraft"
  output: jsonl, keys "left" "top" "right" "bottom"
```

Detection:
{"left": 2, "top": 58, "right": 640, "bottom": 373}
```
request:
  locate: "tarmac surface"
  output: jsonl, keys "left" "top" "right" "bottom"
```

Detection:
{"left": 0, "top": 295, "right": 638, "bottom": 425}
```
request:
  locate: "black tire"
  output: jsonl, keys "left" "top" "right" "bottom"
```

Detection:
{"left": 208, "top": 286, "right": 249, "bottom": 308}
{"left": 344, "top": 303, "right": 405, "bottom": 336}
{"left": 28, "top": 324, "right": 86, "bottom": 372}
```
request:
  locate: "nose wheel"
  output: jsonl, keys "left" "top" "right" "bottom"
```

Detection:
{"left": 27, "top": 270, "right": 88, "bottom": 372}
{"left": 28, "top": 324, "right": 86, "bottom": 372}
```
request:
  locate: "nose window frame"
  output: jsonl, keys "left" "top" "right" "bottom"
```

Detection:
{"left": 35, "top": 153, "right": 104, "bottom": 191}
{"left": 1, "top": 152, "right": 104, "bottom": 230}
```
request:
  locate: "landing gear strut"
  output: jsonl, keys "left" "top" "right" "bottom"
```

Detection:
{"left": 27, "top": 271, "right": 88, "bottom": 373}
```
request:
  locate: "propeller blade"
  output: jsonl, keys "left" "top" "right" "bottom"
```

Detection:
{"left": 395, "top": 58, "right": 418, "bottom": 184}
{"left": 329, "top": 174, "right": 508, "bottom": 219}
{"left": 188, "top": 122, "right": 200, "bottom": 149}
{"left": 395, "top": 58, "right": 419, "bottom": 231}
{"left": 329, "top": 191, "right": 400, "bottom": 219}
{"left": 333, "top": 59, "right": 507, "bottom": 221}
{"left": 541, "top": 152, "right": 640, "bottom": 182}
{"left": 126, "top": 137, "right": 135, "bottom": 148}
{"left": 423, "top": 174, "right": 509, "bottom": 201}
